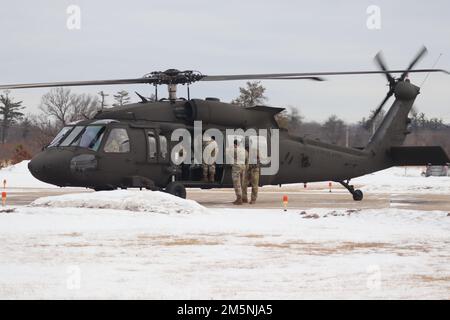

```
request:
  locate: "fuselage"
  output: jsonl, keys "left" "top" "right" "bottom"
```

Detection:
{"left": 28, "top": 98, "right": 390, "bottom": 190}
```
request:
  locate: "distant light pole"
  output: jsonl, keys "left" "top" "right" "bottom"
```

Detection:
{"left": 345, "top": 125, "right": 349, "bottom": 147}
{"left": 98, "top": 91, "right": 109, "bottom": 111}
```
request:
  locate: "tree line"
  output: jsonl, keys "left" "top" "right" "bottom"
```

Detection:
{"left": 0, "top": 88, "right": 133, "bottom": 163}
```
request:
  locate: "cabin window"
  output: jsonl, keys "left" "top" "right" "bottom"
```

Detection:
{"left": 104, "top": 128, "right": 130, "bottom": 153}
{"left": 159, "top": 136, "right": 168, "bottom": 159}
{"left": 148, "top": 132, "right": 157, "bottom": 159}
{"left": 48, "top": 126, "right": 73, "bottom": 147}
{"left": 59, "top": 126, "right": 84, "bottom": 147}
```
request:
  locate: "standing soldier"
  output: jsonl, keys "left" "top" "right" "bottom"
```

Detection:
{"left": 202, "top": 135, "right": 218, "bottom": 182}
{"left": 230, "top": 139, "right": 247, "bottom": 205}
{"left": 243, "top": 140, "right": 261, "bottom": 204}
{"left": 247, "top": 153, "right": 260, "bottom": 204}
{"left": 241, "top": 145, "right": 250, "bottom": 203}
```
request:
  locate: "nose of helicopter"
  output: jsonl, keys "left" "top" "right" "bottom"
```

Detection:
{"left": 28, "top": 149, "right": 75, "bottom": 186}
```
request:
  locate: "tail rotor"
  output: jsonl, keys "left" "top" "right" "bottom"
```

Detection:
{"left": 365, "top": 46, "right": 428, "bottom": 129}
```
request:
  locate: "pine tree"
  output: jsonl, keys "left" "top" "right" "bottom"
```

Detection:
{"left": 0, "top": 90, "right": 25, "bottom": 144}
{"left": 113, "top": 90, "right": 131, "bottom": 107}
{"left": 231, "top": 81, "right": 267, "bottom": 107}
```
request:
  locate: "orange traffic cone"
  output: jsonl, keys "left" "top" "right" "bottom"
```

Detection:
{"left": 283, "top": 195, "right": 288, "bottom": 212}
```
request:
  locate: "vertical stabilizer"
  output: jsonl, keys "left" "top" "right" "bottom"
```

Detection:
{"left": 365, "top": 80, "right": 420, "bottom": 154}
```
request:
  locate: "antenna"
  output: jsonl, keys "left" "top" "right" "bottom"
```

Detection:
{"left": 420, "top": 53, "right": 443, "bottom": 88}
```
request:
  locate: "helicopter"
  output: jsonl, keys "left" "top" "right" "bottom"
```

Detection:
{"left": 1, "top": 47, "right": 449, "bottom": 200}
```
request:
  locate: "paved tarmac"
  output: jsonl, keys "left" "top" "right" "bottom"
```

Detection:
{"left": 4, "top": 186, "right": 450, "bottom": 212}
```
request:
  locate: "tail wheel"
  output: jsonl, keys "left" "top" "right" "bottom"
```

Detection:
{"left": 165, "top": 182, "right": 187, "bottom": 199}
{"left": 353, "top": 189, "right": 363, "bottom": 201}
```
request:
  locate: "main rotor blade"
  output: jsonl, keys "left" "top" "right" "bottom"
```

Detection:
{"left": 200, "top": 69, "right": 448, "bottom": 81}
{"left": 0, "top": 66, "right": 447, "bottom": 90}
{"left": 260, "top": 76, "right": 325, "bottom": 81}
{"left": 0, "top": 78, "right": 155, "bottom": 90}
{"left": 400, "top": 46, "right": 428, "bottom": 81}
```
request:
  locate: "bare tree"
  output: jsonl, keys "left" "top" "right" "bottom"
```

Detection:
{"left": 39, "top": 88, "right": 101, "bottom": 127}
{"left": 70, "top": 94, "right": 100, "bottom": 122}
{"left": 287, "top": 108, "right": 303, "bottom": 133}
{"left": 30, "top": 113, "right": 60, "bottom": 148}
{"left": 39, "top": 87, "right": 73, "bottom": 126}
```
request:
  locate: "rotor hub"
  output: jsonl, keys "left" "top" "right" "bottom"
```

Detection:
{"left": 142, "top": 69, "right": 204, "bottom": 101}
{"left": 143, "top": 69, "right": 204, "bottom": 85}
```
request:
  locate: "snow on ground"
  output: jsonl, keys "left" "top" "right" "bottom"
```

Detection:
{"left": 0, "top": 162, "right": 449, "bottom": 299}
{"left": 353, "top": 166, "right": 450, "bottom": 194}
{"left": 0, "top": 199, "right": 448, "bottom": 299}
{"left": 0, "top": 161, "right": 55, "bottom": 188}
{"left": 31, "top": 190, "right": 209, "bottom": 215}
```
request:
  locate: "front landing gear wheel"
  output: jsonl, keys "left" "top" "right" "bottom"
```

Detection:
{"left": 352, "top": 189, "right": 363, "bottom": 201}
{"left": 165, "top": 182, "right": 186, "bottom": 199}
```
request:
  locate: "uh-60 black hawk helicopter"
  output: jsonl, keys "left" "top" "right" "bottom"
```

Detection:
{"left": 1, "top": 47, "right": 449, "bottom": 200}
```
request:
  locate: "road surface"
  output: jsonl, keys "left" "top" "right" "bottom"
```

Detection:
{"left": 4, "top": 186, "right": 450, "bottom": 211}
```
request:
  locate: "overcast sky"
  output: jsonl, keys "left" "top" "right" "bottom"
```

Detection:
{"left": 1, "top": 0, "right": 449, "bottom": 122}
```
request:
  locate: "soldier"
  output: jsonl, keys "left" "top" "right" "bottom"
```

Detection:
{"left": 230, "top": 139, "right": 247, "bottom": 205}
{"left": 247, "top": 154, "right": 260, "bottom": 204}
{"left": 242, "top": 142, "right": 260, "bottom": 204}
{"left": 241, "top": 146, "right": 250, "bottom": 203}
{"left": 202, "top": 135, "right": 218, "bottom": 182}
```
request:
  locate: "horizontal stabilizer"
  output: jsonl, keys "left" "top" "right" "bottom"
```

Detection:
{"left": 248, "top": 105, "right": 285, "bottom": 115}
{"left": 390, "top": 146, "right": 450, "bottom": 165}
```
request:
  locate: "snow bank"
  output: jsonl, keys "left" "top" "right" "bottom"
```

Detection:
{"left": 30, "top": 190, "right": 209, "bottom": 215}
{"left": 353, "top": 166, "right": 450, "bottom": 194}
{"left": 0, "top": 161, "right": 55, "bottom": 188}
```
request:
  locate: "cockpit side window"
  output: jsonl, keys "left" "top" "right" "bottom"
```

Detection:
{"left": 103, "top": 128, "right": 130, "bottom": 153}
{"left": 48, "top": 126, "right": 73, "bottom": 147}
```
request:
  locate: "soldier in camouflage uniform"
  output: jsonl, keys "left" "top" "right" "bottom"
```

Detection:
{"left": 242, "top": 144, "right": 260, "bottom": 204}
{"left": 247, "top": 154, "right": 260, "bottom": 204}
{"left": 241, "top": 146, "right": 249, "bottom": 203}
{"left": 230, "top": 139, "right": 248, "bottom": 205}
{"left": 202, "top": 136, "right": 218, "bottom": 182}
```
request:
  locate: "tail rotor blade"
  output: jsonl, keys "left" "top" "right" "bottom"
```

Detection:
{"left": 374, "top": 51, "right": 395, "bottom": 84}
{"left": 365, "top": 88, "right": 394, "bottom": 129}
{"left": 400, "top": 46, "right": 428, "bottom": 80}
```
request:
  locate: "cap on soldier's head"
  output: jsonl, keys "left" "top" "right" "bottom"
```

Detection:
{"left": 233, "top": 139, "right": 239, "bottom": 146}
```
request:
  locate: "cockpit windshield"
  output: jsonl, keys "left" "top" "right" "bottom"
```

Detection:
{"left": 72, "top": 126, "right": 106, "bottom": 150}
{"left": 51, "top": 125, "right": 106, "bottom": 151}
